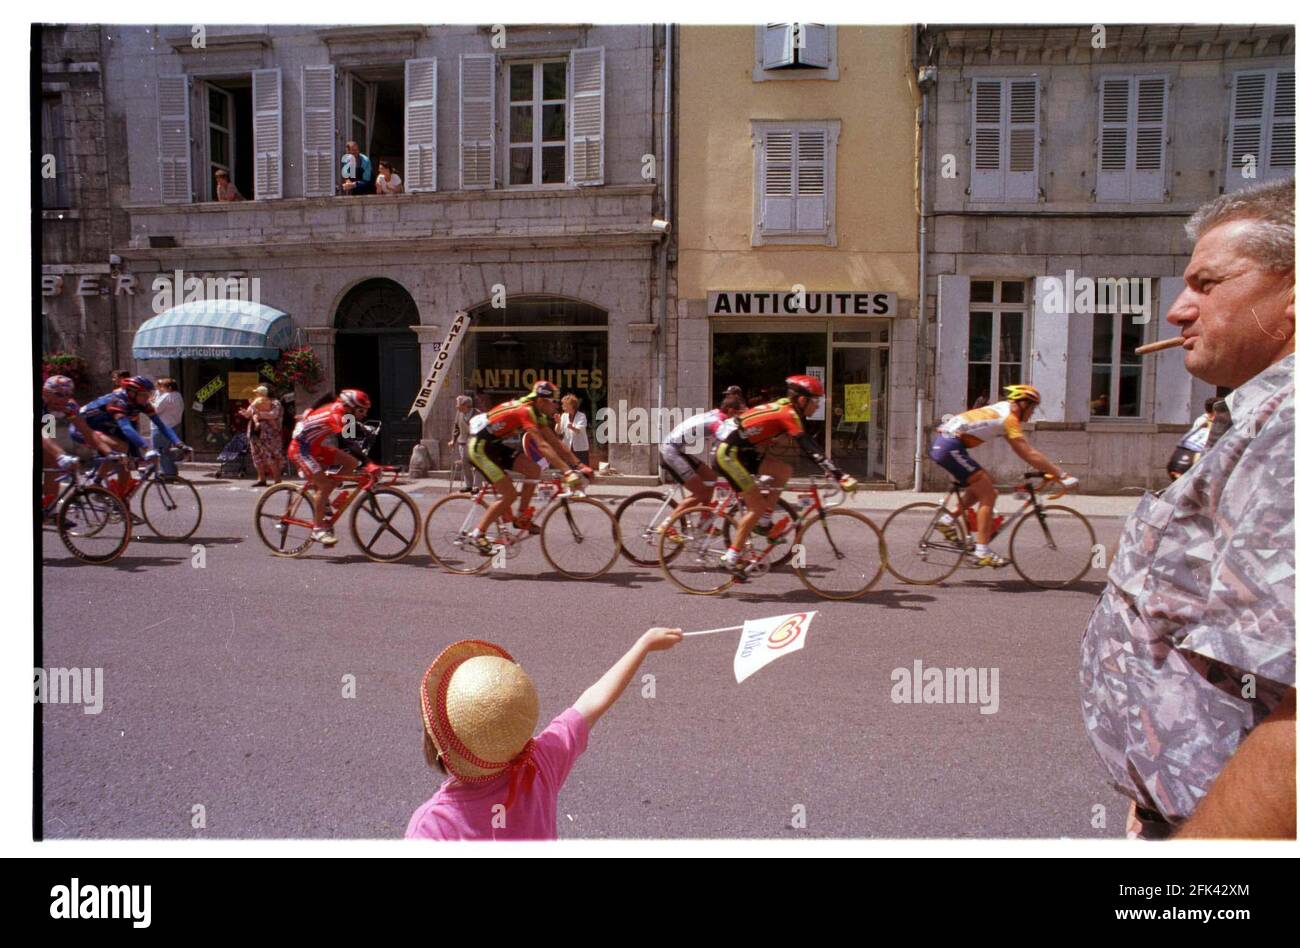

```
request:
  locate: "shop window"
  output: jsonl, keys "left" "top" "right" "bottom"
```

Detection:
{"left": 966, "top": 279, "right": 1026, "bottom": 409}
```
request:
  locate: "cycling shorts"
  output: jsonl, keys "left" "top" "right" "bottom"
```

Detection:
{"left": 929, "top": 435, "right": 982, "bottom": 487}
{"left": 289, "top": 437, "right": 339, "bottom": 476}
{"left": 714, "top": 441, "right": 762, "bottom": 493}
{"left": 660, "top": 443, "right": 705, "bottom": 485}
{"left": 467, "top": 435, "right": 519, "bottom": 483}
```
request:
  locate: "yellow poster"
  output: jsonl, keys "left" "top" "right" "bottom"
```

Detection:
{"left": 843, "top": 383, "right": 872, "bottom": 422}
{"left": 229, "top": 372, "right": 261, "bottom": 401}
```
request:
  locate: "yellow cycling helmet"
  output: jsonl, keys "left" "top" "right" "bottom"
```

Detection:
{"left": 1003, "top": 384, "right": 1041, "bottom": 404}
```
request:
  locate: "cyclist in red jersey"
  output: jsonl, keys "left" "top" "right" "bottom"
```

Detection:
{"left": 464, "top": 380, "right": 593, "bottom": 555}
{"left": 713, "top": 374, "right": 859, "bottom": 579}
{"left": 287, "top": 388, "right": 370, "bottom": 545}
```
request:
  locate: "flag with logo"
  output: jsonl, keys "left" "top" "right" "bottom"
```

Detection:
{"left": 732, "top": 611, "right": 817, "bottom": 683}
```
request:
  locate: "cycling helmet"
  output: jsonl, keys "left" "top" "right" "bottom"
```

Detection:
{"left": 785, "top": 374, "right": 825, "bottom": 398}
{"left": 43, "top": 375, "right": 75, "bottom": 397}
{"left": 120, "top": 376, "right": 155, "bottom": 394}
{"left": 338, "top": 389, "right": 371, "bottom": 412}
{"left": 526, "top": 379, "right": 558, "bottom": 400}
{"left": 1003, "top": 384, "right": 1041, "bottom": 404}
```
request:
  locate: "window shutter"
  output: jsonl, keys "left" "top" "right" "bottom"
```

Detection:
{"left": 157, "top": 75, "right": 192, "bottom": 204}
{"left": 405, "top": 58, "right": 438, "bottom": 192}
{"left": 459, "top": 54, "right": 495, "bottom": 190}
{"left": 1227, "top": 71, "right": 1266, "bottom": 188}
{"left": 970, "top": 79, "right": 1003, "bottom": 201}
{"left": 763, "top": 24, "right": 794, "bottom": 69}
{"left": 761, "top": 129, "right": 794, "bottom": 232}
{"left": 568, "top": 47, "right": 605, "bottom": 186}
{"left": 251, "top": 69, "right": 282, "bottom": 200}
{"left": 794, "top": 129, "right": 827, "bottom": 232}
{"left": 1005, "top": 79, "right": 1039, "bottom": 201}
{"left": 1268, "top": 70, "right": 1295, "bottom": 177}
{"left": 799, "top": 24, "right": 831, "bottom": 68}
{"left": 1153, "top": 276, "right": 1195, "bottom": 425}
{"left": 1097, "top": 77, "right": 1131, "bottom": 201}
{"left": 301, "top": 65, "right": 335, "bottom": 197}
{"left": 1132, "top": 76, "right": 1167, "bottom": 202}
{"left": 1030, "top": 277, "right": 1070, "bottom": 423}
{"left": 936, "top": 276, "right": 972, "bottom": 422}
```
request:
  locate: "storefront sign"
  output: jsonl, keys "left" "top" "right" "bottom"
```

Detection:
{"left": 409, "top": 310, "right": 471, "bottom": 421}
{"left": 843, "top": 383, "right": 872, "bottom": 422}
{"left": 707, "top": 291, "right": 896, "bottom": 317}
{"left": 468, "top": 367, "right": 605, "bottom": 392}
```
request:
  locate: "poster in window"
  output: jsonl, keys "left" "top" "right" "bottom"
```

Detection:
{"left": 229, "top": 372, "right": 261, "bottom": 401}
{"left": 843, "top": 383, "right": 872, "bottom": 423}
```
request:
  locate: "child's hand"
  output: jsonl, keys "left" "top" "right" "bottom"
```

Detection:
{"left": 641, "top": 627, "right": 683, "bottom": 652}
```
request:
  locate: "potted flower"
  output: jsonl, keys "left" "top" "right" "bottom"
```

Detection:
{"left": 42, "top": 352, "right": 89, "bottom": 390}
{"left": 274, "top": 346, "right": 324, "bottom": 391}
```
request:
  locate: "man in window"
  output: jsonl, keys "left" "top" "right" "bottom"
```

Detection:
{"left": 214, "top": 169, "right": 243, "bottom": 202}
{"left": 340, "top": 140, "right": 374, "bottom": 196}
{"left": 1080, "top": 176, "right": 1295, "bottom": 839}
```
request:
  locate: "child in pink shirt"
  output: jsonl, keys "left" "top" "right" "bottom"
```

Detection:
{"left": 406, "top": 628, "right": 682, "bottom": 841}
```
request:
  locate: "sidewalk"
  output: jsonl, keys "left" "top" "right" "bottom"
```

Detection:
{"left": 186, "top": 464, "right": 1143, "bottom": 518}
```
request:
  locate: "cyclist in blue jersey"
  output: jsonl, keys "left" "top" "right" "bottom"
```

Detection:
{"left": 75, "top": 376, "right": 190, "bottom": 497}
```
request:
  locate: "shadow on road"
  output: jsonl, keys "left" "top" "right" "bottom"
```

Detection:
{"left": 965, "top": 578, "right": 1107, "bottom": 597}
{"left": 732, "top": 586, "right": 937, "bottom": 609}
{"left": 128, "top": 535, "right": 245, "bottom": 546}
{"left": 42, "top": 555, "right": 190, "bottom": 572}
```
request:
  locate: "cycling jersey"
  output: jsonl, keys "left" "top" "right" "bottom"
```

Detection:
{"left": 716, "top": 398, "right": 841, "bottom": 492}
{"left": 289, "top": 402, "right": 349, "bottom": 475}
{"left": 937, "top": 401, "right": 1025, "bottom": 447}
{"left": 665, "top": 409, "right": 729, "bottom": 450}
{"left": 478, "top": 399, "right": 546, "bottom": 441}
{"left": 78, "top": 390, "right": 179, "bottom": 453}
{"left": 1176, "top": 413, "right": 1213, "bottom": 453}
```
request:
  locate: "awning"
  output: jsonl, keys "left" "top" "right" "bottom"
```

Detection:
{"left": 132, "top": 300, "right": 293, "bottom": 360}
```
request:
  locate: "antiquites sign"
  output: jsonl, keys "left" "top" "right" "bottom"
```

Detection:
{"left": 707, "top": 291, "right": 897, "bottom": 317}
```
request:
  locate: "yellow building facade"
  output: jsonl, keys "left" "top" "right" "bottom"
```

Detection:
{"left": 675, "top": 24, "right": 920, "bottom": 483}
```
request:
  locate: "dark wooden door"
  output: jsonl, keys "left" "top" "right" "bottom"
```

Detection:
{"left": 379, "top": 335, "right": 421, "bottom": 467}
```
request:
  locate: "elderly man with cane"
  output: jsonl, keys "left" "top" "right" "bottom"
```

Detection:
{"left": 1081, "top": 176, "right": 1295, "bottom": 839}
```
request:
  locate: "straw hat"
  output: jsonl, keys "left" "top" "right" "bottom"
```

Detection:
{"left": 253, "top": 384, "right": 270, "bottom": 396}
{"left": 420, "top": 640, "right": 539, "bottom": 783}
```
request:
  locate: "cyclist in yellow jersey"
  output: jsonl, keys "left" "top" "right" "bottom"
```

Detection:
{"left": 929, "top": 384, "right": 1079, "bottom": 568}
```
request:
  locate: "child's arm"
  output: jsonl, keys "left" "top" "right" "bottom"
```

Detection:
{"left": 573, "top": 628, "right": 683, "bottom": 728}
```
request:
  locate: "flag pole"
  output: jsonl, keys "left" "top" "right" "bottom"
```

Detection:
{"left": 681, "top": 625, "right": 743, "bottom": 637}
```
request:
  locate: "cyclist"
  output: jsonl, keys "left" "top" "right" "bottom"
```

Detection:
{"left": 930, "top": 383, "right": 1078, "bottom": 568}
{"left": 465, "top": 380, "right": 593, "bottom": 556}
{"left": 287, "top": 388, "right": 372, "bottom": 546}
{"left": 659, "top": 393, "right": 745, "bottom": 528}
{"left": 40, "top": 375, "right": 100, "bottom": 512}
{"left": 74, "top": 376, "right": 190, "bottom": 499}
{"left": 1167, "top": 397, "right": 1217, "bottom": 480}
{"left": 714, "top": 374, "right": 859, "bottom": 580}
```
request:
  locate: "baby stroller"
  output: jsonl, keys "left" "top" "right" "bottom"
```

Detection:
{"left": 215, "top": 431, "right": 255, "bottom": 479}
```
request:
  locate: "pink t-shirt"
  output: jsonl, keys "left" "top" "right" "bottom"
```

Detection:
{"left": 405, "top": 708, "right": 590, "bottom": 840}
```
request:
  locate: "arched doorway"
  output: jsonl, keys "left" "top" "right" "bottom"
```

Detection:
{"left": 334, "top": 279, "right": 421, "bottom": 466}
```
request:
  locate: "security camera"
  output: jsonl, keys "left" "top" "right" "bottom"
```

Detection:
{"left": 917, "top": 65, "right": 937, "bottom": 90}
{"left": 651, "top": 219, "right": 672, "bottom": 234}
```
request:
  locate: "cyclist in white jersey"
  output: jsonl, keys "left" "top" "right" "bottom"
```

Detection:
{"left": 660, "top": 394, "right": 744, "bottom": 520}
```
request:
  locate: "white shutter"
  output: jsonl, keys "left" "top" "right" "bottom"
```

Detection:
{"left": 301, "top": 65, "right": 335, "bottom": 197}
{"left": 761, "top": 129, "right": 794, "bottom": 232}
{"left": 252, "top": 68, "right": 282, "bottom": 200}
{"left": 1005, "top": 78, "right": 1039, "bottom": 201}
{"left": 794, "top": 129, "right": 827, "bottom": 232}
{"left": 405, "top": 58, "right": 438, "bottom": 192}
{"left": 1268, "top": 70, "right": 1295, "bottom": 178}
{"left": 1132, "top": 76, "right": 1167, "bottom": 202}
{"left": 1097, "top": 77, "right": 1131, "bottom": 201}
{"left": 970, "top": 79, "right": 1003, "bottom": 202}
{"left": 157, "top": 75, "right": 192, "bottom": 204}
{"left": 935, "top": 276, "right": 972, "bottom": 420}
{"left": 569, "top": 47, "right": 605, "bottom": 186}
{"left": 1154, "top": 276, "right": 1195, "bottom": 425}
{"left": 459, "top": 54, "right": 495, "bottom": 190}
{"left": 799, "top": 24, "right": 831, "bottom": 68}
{"left": 763, "top": 24, "right": 794, "bottom": 69}
{"left": 1227, "top": 71, "right": 1266, "bottom": 188}
{"left": 1030, "top": 277, "right": 1070, "bottom": 423}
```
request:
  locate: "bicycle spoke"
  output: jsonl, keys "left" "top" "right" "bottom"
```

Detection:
{"left": 795, "top": 510, "right": 884, "bottom": 599}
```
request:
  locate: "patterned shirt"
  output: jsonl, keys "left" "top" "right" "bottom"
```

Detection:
{"left": 1080, "top": 353, "right": 1296, "bottom": 830}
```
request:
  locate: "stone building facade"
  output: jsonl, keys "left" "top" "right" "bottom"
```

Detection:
{"left": 918, "top": 24, "right": 1295, "bottom": 491}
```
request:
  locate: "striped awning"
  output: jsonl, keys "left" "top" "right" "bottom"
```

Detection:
{"left": 132, "top": 300, "right": 293, "bottom": 360}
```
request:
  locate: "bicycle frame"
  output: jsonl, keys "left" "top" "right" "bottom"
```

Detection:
{"left": 942, "top": 472, "right": 1062, "bottom": 544}
{"left": 289, "top": 463, "right": 402, "bottom": 528}
{"left": 455, "top": 472, "right": 579, "bottom": 550}
{"left": 692, "top": 474, "right": 846, "bottom": 572}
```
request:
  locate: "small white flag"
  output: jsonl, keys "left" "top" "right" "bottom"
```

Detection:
{"left": 733, "top": 611, "right": 816, "bottom": 683}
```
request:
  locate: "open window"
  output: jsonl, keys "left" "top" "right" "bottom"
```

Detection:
{"left": 198, "top": 77, "right": 254, "bottom": 201}
{"left": 754, "top": 25, "right": 837, "bottom": 81}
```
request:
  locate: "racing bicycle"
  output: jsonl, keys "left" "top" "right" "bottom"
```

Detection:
{"left": 41, "top": 456, "right": 132, "bottom": 563}
{"left": 87, "top": 447, "right": 202, "bottom": 540}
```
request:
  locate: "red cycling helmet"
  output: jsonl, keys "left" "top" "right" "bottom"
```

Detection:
{"left": 339, "top": 389, "right": 371, "bottom": 412}
{"left": 786, "top": 374, "right": 825, "bottom": 398}
{"left": 120, "top": 376, "right": 156, "bottom": 394}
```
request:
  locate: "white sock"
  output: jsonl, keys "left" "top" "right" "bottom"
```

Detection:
{"left": 723, "top": 547, "right": 739, "bottom": 564}
{"left": 975, "top": 543, "right": 990, "bottom": 556}
{"left": 469, "top": 528, "right": 482, "bottom": 538}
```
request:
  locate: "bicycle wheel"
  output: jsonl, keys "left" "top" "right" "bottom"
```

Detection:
{"left": 423, "top": 492, "right": 494, "bottom": 575}
{"left": 254, "top": 483, "right": 316, "bottom": 557}
{"left": 1009, "top": 505, "right": 1097, "bottom": 589}
{"left": 540, "top": 496, "right": 621, "bottom": 579}
{"left": 659, "top": 504, "right": 737, "bottom": 595}
{"left": 723, "top": 497, "right": 800, "bottom": 569}
{"left": 614, "top": 490, "right": 677, "bottom": 566}
{"left": 882, "top": 502, "right": 967, "bottom": 585}
{"left": 140, "top": 477, "right": 203, "bottom": 540}
{"left": 349, "top": 486, "right": 421, "bottom": 562}
{"left": 794, "top": 509, "right": 886, "bottom": 600}
{"left": 57, "top": 486, "right": 131, "bottom": 564}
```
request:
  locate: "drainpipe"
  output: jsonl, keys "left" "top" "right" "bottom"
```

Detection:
{"left": 912, "top": 30, "right": 935, "bottom": 492}
{"left": 656, "top": 24, "right": 673, "bottom": 425}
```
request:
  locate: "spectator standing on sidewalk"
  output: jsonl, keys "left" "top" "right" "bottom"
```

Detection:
{"left": 448, "top": 394, "right": 475, "bottom": 493}
{"left": 151, "top": 378, "right": 185, "bottom": 480}
{"left": 556, "top": 394, "right": 590, "bottom": 466}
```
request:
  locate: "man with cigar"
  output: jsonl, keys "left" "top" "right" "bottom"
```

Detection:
{"left": 1081, "top": 176, "right": 1295, "bottom": 839}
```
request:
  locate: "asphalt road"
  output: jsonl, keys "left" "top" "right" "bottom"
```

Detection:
{"left": 40, "top": 480, "right": 1131, "bottom": 839}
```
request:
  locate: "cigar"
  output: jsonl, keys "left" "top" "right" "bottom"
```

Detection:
{"left": 1136, "top": 337, "right": 1185, "bottom": 355}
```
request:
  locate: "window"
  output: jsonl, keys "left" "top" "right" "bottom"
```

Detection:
{"left": 966, "top": 279, "right": 1026, "bottom": 409}
{"left": 754, "top": 24, "right": 837, "bottom": 81}
{"left": 752, "top": 120, "right": 839, "bottom": 246}
{"left": 207, "top": 86, "right": 235, "bottom": 199}
{"left": 1096, "top": 75, "right": 1168, "bottom": 203}
{"left": 1090, "top": 310, "right": 1148, "bottom": 418}
{"left": 41, "top": 96, "right": 70, "bottom": 209}
{"left": 969, "top": 78, "right": 1039, "bottom": 202}
{"left": 508, "top": 60, "right": 567, "bottom": 187}
{"left": 1226, "top": 68, "right": 1295, "bottom": 189}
